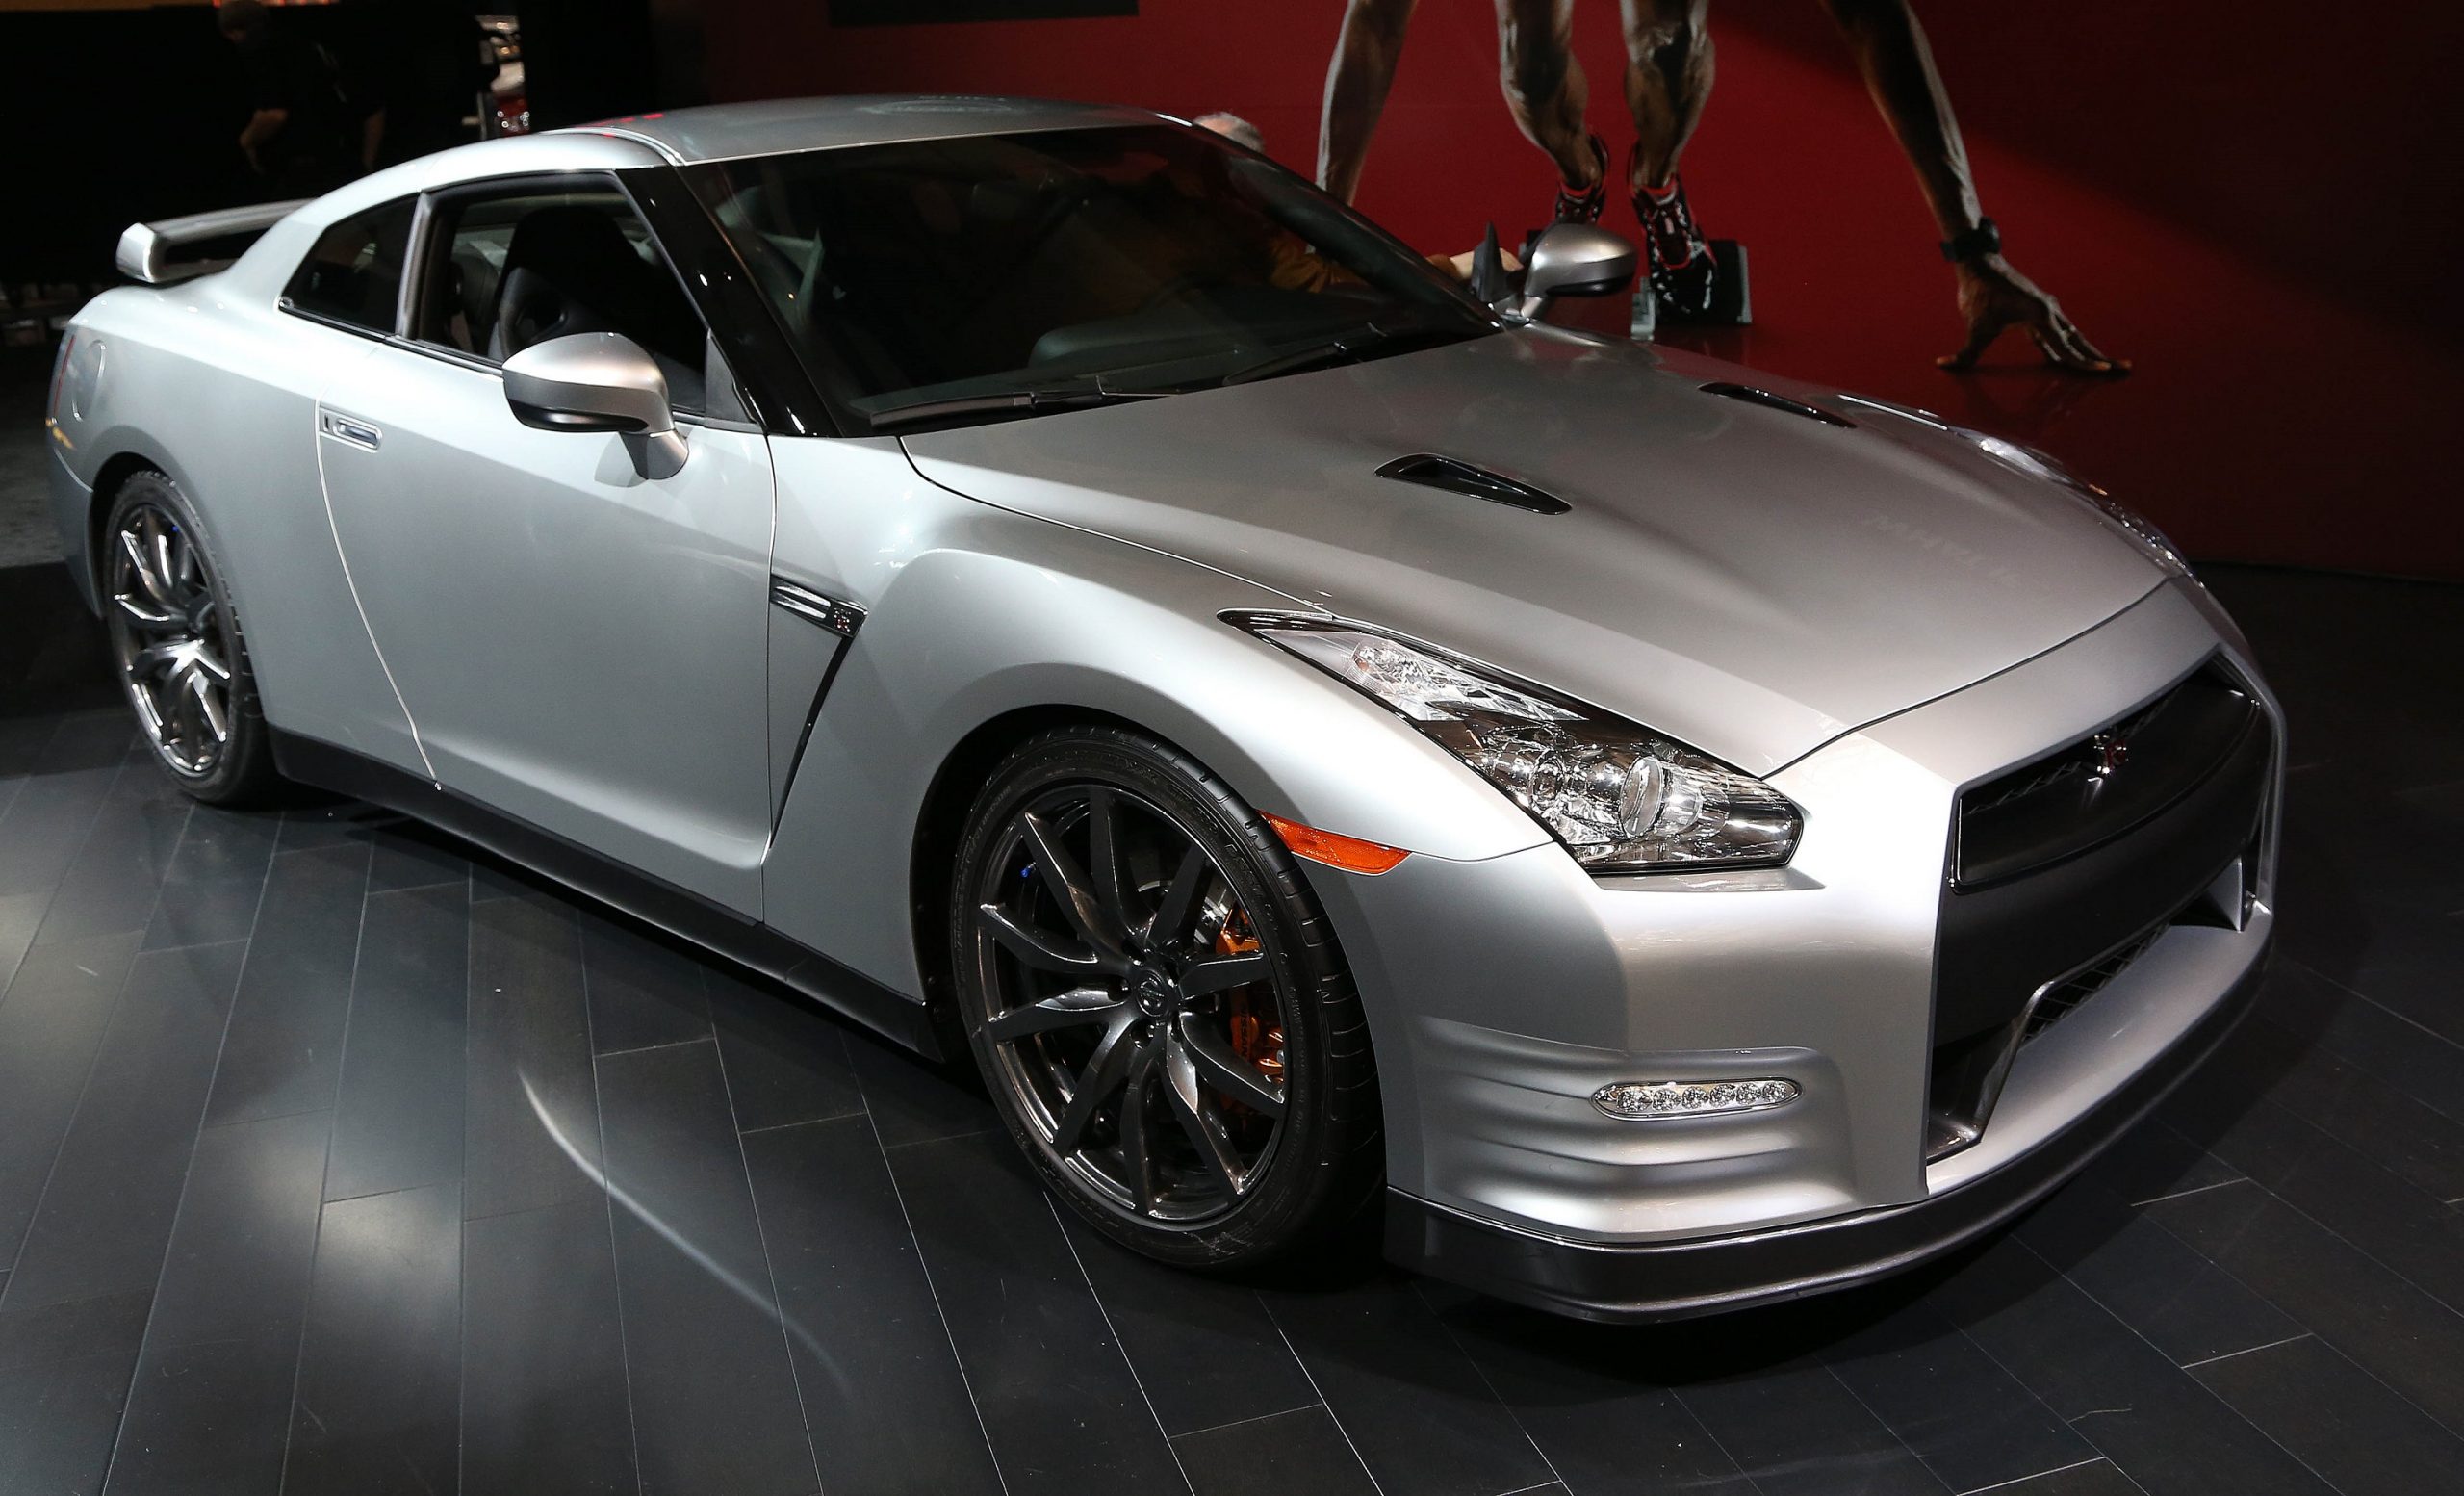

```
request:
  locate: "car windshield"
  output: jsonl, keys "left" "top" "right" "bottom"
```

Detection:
{"left": 685, "top": 124, "right": 1500, "bottom": 427}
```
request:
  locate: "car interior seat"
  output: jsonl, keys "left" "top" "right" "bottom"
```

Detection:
{"left": 486, "top": 205, "right": 707, "bottom": 408}
{"left": 488, "top": 206, "right": 648, "bottom": 361}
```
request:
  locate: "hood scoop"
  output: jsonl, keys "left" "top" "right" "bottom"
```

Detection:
{"left": 1374, "top": 452, "right": 1571, "bottom": 515}
{"left": 1701, "top": 382, "right": 1856, "bottom": 428}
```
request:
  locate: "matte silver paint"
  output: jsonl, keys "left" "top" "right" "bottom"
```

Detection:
{"left": 317, "top": 343, "right": 777, "bottom": 913}
{"left": 901, "top": 328, "right": 2168, "bottom": 778}
{"left": 580, "top": 94, "right": 1168, "bottom": 165}
{"left": 1510, "top": 222, "right": 1637, "bottom": 320}
{"left": 1305, "top": 580, "right": 2272, "bottom": 1240}
{"left": 47, "top": 130, "right": 663, "bottom": 769}
{"left": 501, "top": 331, "right": 690, "bottom": 478}
{"left": 115, "top": 198, "right": 308, "bottom": 284}
{"left": 46, "top": 97, "right": 2281, "bottom": 1283}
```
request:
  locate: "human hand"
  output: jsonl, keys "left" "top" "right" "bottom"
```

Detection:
{"left": 1435, "top": 246, "right": 1522, "bottom": 281}
{"left": 1938, "top": 254, "right": 2128, "bottom": 376}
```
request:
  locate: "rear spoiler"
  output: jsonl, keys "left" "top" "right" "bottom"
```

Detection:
{"left": 115, "top": 199, "right": 310, "bottom": 285}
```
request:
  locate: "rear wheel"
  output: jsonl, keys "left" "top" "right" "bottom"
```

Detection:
{"left": 951, "top": 726, "right": 1381, "bottom": 1267}
{"left": 99, "top": 473, "right": 280, "bottom": 803}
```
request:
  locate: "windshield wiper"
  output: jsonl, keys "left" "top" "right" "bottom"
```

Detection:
{"left": 867, "top": 382, "right": 1166, "bottom": 434}
{"left": 1218, "top": 321, "right": 1465, "bottom": 388}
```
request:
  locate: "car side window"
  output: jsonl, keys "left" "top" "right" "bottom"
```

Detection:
{"left": 411, "top": 182, "right": 709, "bottom": 413}
{"left": 282, "top": 198, "right": 415, "bottom": 334}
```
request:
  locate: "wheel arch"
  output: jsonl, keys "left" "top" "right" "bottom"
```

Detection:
{"left": 84, "top": 451, "right": 168, "bottom": 595}
{"left": 75, "top": 426, "right": 225, "bottom": 606}
{"left": 904, "top": 702, "right": 1169, "bottom": 1038}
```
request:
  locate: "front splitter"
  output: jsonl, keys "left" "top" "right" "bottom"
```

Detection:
{"left": 1384, "top": 940, "right": 2270, "bottom": 1323}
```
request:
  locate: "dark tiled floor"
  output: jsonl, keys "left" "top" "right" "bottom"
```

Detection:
{"left": 1, "top": 560, "right": 2461, "bottom": 1496}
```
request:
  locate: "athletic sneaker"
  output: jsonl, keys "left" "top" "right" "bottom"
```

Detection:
{"left": 1633, "top": 162, "right": 1719, "bottom": 320}
{"left": 1551, "top": 132, "right": 1612, "bottom": 225}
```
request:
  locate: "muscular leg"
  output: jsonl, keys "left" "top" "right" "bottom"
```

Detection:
{"left": 1619, "top": 0, "right": 1713, "bottom": 193}
{"left": 1318, "top": 0, "right": 1419, "bottom": 203}
{"left": 1496, "top": 0, "right": 1599, "bottom": 188}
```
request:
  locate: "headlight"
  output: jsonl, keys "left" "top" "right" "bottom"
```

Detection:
{"left": 1231, "top": 615, "right": 1802, "bottom": 872}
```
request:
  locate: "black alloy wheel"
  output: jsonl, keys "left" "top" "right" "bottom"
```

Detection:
{"left": 953, "top": 726, "right": 1381, "bottom": 1266}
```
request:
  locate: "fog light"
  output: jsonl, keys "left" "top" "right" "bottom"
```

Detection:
{"left": 1591, "top": 1078, "right": 1799, "bottom": 1119}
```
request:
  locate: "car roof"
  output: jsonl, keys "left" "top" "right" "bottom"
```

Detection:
{"left": 296, "top": 95, "right": 1176, "bottom": 227}
{"left": 562, "top": 95, "right": 1173, "bottom": 165}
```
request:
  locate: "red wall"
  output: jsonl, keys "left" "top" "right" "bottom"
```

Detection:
{"left": 704, "top": 3, "right": 2464, "bottom": 579}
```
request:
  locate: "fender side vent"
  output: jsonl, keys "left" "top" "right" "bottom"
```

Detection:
{"left": 1374, "top": 453, "right": 1571, "bottom": 515}
{"left": 1700, "top": 382, "right": 1856, "bottom": 428}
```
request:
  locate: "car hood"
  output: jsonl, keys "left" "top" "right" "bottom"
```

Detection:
{"left": 898, "top": 328, "right": 2165, "bottom": 777}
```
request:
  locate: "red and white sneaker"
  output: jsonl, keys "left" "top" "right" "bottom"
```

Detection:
{"left": 1550, "top": 132, "right": 1612, "bottom": 225}
{"left": 1634, "top": 165, "right": 1720, "bottom": 321}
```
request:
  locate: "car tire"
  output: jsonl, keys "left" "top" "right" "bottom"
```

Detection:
{"left": 951, "top": 724, "right": 1382, "bottom": 1268}
{"left": 98, "top": 472, "right": 282, "bottom": 805}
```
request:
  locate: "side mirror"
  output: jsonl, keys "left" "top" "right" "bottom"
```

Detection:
{"left": 501, "top": 331, "right": 687, "bottom": 478}
{"left": 1502, "top": 223, "right": 1637, "bottom": 322}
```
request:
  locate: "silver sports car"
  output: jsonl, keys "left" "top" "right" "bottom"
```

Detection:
{"left": 45, "top": 97, "right": 2278, "bottom": 1321}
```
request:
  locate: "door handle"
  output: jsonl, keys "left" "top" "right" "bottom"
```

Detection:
{"left": 319, "top": 410, "right": 382, "bottom": 451}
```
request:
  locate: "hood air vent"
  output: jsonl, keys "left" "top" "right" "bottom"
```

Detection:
{"left": 1700, "top": 382, "right": 1856, "bottom": 428}
{"left": 1374, "top": 453, "right": 1571, "bottom": 515}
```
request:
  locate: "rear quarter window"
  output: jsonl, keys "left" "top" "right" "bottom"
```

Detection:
{"left": 283, "top": 199, "right": 415, "bottom": 333}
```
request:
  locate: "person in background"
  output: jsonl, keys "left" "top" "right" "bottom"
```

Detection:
{"left": 219, "top": 0, "right": 366, "bottom": 198}
{"left": 1194, "top": 111, "right": 1517, "bottom": 284}
{"left": 1317, "top": 0, "right": 2123, "bottom": 373}
{"left": 344, "top": 0, "right": 491, "bottom": 171}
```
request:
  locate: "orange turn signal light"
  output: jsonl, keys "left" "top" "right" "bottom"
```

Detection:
{"left": 1261, "top": 813, "right": 1410, "bottom": 875}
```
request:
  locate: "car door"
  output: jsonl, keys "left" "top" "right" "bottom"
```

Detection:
{"left": 314, "top": 172, "right": 777, "bottom": 914}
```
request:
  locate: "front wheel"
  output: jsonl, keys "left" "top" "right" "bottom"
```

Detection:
{"left": 950, "top": 726, "right": 1381, "bottom": 1268}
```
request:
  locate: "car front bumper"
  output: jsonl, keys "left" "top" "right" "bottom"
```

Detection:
{"left": 1307, "top": 579, "right": 2281, "bottom": 1319}
{"left": 1384, "top": 925, "right": 2269, "bottom": 1322}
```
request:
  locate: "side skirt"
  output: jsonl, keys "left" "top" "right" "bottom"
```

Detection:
{"left": 270, "top": 729, "right": 946, "bottom": 1061}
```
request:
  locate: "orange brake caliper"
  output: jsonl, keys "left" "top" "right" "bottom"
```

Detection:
{"left": 1217, "top": 914, "right": 1284, "bottom": 1089}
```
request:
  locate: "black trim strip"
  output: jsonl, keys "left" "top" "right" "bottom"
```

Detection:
{"left": 1699, "top": 382, "right": 1856, "bottom": 428}
{"left": 276, "top": 298, "right": 394, "bottom": 343}
{"left": 777, "top": 636, "right": 855, "bottom": 831}
{"left": 769, "top": 578, "right": 866, "bottom": 638}
{"left": 1374, "top": 453, "right": 1571, "bottom": 515}
{"left": 365, "top": 332, "right": 755, "bottom": 435}
{"left": 767, "top": 580, "right": 864, "bottom": 825}
{"left": 1955, "top": 659, "right": 2259, "bottom": 890}
{"left": 1384, "top": 940, "right": 2268, "bottom": 1323}
{"left": 269, "top": 729, "right": 943, "bottom": 1060}
{"left": 630, "top": 165, "right": 843, "bottom": 439}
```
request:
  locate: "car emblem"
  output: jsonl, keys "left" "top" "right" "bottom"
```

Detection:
{"left": 2090, "top": 732, "right": 2131, "bottom": 777}
{"left": 1133, "top": 967, "right": 1176, "bottom": 1016}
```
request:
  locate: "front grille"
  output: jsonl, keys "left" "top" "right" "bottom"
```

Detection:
{"left": 1923, "top": 655, "right": 2272, "bottom": 1162}
{"left": 1923, "top": 900, "right": 2193, "bottom": 1162}
{"left": 1962, "top": 691, "right": 2173, "bottom": 820}
{"left": 2024, "top": 921, "right": 2169, "bottom": 1042}
{"left": 1956, "top": 661, "right": 2259, "bottom": 889}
